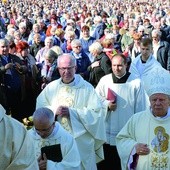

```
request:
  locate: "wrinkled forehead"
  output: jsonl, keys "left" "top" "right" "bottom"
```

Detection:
{"left": 112, "top": 55, "right": 125, "bottom": 65}
{"left": 150, "top": 93, "right": 169, "bottom": 99}
{"left": 58, "top": 55, "right": 75, "bottom": 67}
{"left": 59, "top": 59, "right": 74, "bottom": 67}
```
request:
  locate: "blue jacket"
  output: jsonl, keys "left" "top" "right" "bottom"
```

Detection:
{"left": 70, "top": 50, "right": 91, "bottom": 80}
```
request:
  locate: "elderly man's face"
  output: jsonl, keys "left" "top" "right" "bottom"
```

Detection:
{"left": 150, "top": 93, "right": 170, "bottom": 117}
{"left": 34, "top": 120, "right": 55, "bottom": 139}
{"left": 152, "top": 33, "right": 160, "bottom": 43}
{"left": 58, "top": 56, "right": 76, "bottom": 84}
{"left": 0, "top": 42, "right": 9, "bottom": 55}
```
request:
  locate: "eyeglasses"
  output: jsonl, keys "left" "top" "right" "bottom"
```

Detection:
{"left": 35, "top": 122, "right": 55, "bottom": 133}
{"left": 152, "top": 36, "right": 158, "bottom": 39}
{"left": 58, "top": 66, "right": 75, "bottom": 71}
{"left": 73, "top": 46, "right": 81, "bottom": 49}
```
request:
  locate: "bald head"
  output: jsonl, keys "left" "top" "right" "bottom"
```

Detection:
{"left": 57, "top": 53, "right": 77, "bottom": 84}
{"left": 33, "top": 107, "right": 54, "bottom": 125}
{"left": 57, "top": 53, "right": 76, "bottom": 66}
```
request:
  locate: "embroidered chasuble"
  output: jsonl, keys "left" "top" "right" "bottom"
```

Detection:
{"left": 116, "top": 108, "right": 170, "bottom": 170}
{"left": 57, "top": 85, "right": 74, "bottom": 133}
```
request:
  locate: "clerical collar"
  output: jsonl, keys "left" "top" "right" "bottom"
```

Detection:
{"left": 112, "top": 71, "right": 131, "bottom": 83}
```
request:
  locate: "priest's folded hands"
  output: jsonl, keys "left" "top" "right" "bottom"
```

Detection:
{"left": 55, "top": 106, "right": 70, "bottom": 117}
{"left": 135, "top": 143, "right": 150, "bottom": 155}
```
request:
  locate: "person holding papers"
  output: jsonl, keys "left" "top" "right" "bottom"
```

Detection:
{"left": 96, "top": 53, "right": 149, "bottom": 170}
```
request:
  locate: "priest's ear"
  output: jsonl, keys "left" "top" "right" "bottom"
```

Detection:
{"left": 75, "top": 66, "right": 77, "bottom": 71}
{"left": 168, "top": 95, "right": 170, "bottom": 106}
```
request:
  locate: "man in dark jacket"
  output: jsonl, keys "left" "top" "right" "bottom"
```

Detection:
{"left": 152, "top": 29, "right": 170, "bottom": 71}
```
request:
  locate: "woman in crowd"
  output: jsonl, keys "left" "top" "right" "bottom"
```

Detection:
{"left": 53, "top": 28, "right": 65, "bottom": 47}
{"left": 35, "top": 36, "right": 54, "bottom": 66}
{"left": 70, "top": 39, "right": 91, "bottom": 80}
{"left": 80, "top": 25, "right": 96, "bottom": 62}
{"left": 30, "top": 33, "right": 45, "bottom": 58}
{"left": 15, "top": 41, "right": 38, "bottom": 119}
{"left": 128, "top": 33, "right": 142, "bottom": 62}
{"left": 61, "top": 30, "right": 75, "bottom": 53}
{"left": 27, "top": 23, "right": 46, "bottom": 45}
{"left": 36, "top": 49, "right": 60, "bottom": 92}
{"left": 88, "top": 41, "right": 112, "bottom": 87}
{"left": 101, "top": 33, "right": 119, "bottom": 60}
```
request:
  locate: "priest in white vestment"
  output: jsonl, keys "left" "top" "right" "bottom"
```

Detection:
{"left": 36, "top": 53, "right": 106, "bottom": 170}
{"left": 116, "top": 67, "right": 170, "bottom": 170}
{"left": 29, "top": 107, "right": 81, "bottom": 170}
{"left": 0, "top": 104, "right": 39, "bottom": 170}
{"left": 96, "top": 53, "right": 149, "bottom": 170}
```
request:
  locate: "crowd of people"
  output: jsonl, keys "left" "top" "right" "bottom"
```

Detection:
{"left": 1, "top": 0, "right": 170, "bottom": 169}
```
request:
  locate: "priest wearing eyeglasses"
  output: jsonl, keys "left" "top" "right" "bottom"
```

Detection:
{"left": 29, "top": 107, "right": 81, "bottom": 170}
{"left": 36, "top": 53, "right": 106, "bottom": 170}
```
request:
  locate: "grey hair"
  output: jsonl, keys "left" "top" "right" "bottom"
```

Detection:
{"left": 71, "top": 39, "right": 81, "bottom": 47}
{"left": 5, "top": 35, "right": 14, "bottom": 43}
{"left": 33, "top": 23, "right": 40, "bottom": 30}
{"left": 0, "top": 38, "right": 9, "bottom": 46}
{"left": 152, "top": 29, "right": 162, "bottom": 38}
{"left": 57, "top": 53, "right": 77, "bottom": 66}
{"left": 65, "top": 30, "right": 75, "bottom": 39}
{"left": 89, "top": 41, "right": 103, "bottom": 54}
{"left": 45, "top": 36, "right": 54, "bottom": 45}
{"left": 51, "top": 46, "right": 63, "bottom": 56}
{"left": 7, "top": 28, "right": 15, "bottom": 35}
{"left": 19, "top": 22, "right": 26, "bottom": 28}
{"left": 44, "top": 49, "right": 58, "bottom": 59}
{"left": 33, "top": 107, "right": 55, "bottom": 124}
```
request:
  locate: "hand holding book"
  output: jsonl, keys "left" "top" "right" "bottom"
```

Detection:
{"left": 107, "top": 88, "right": 117, "bottom": 111}
{"left": 107, "top": 88, "right": 117, "bottom": 103}
{"left": 41, "top": 144, "right": 63, "bottom": 162}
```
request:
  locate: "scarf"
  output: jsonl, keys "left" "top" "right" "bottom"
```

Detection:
{"left": 41, "top": 59, "right": 57, "bottom": 81}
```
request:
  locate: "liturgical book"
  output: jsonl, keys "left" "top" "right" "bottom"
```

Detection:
{"left": 107, "top": 88, "right": 117, "bottom": 103}
{"left": 41, "top": 144, "right": 63, "bottom": 162}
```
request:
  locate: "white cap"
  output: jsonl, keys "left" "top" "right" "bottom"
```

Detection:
{"left": 144, "top": 67, "right": 170, "bottom": 96}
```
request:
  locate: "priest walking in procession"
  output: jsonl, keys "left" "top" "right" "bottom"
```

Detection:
{"left": 116, "top": 67, "right": 170, "bottom": 170}
{"left": 96, "top": 53, "right": 149, "bottom": 170}
{"left": 36, "top": 53, "right": 106, "bottom": 170}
